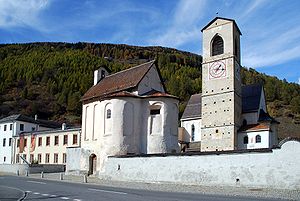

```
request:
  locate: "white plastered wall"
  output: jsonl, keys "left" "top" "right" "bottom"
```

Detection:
{"left": 180, "top": 118, "right": 202, "bottom": 142}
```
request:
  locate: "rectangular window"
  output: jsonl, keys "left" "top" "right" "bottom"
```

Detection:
{"left": 72, "top": 134, "right": 78, "bottom": 145}
{"left": 16, "top": 154, "right": 19, "bottom": 163}
{"left": 24, "top": 138, "right": 27, "bottom": 147}
{"left": 46, "top": 136, "right": 50, "bottom": 146}
{"left": 30, "top": 154, "right": 34, "bottom": 163}
{"left": 54, "top": 153, "right": 58, "bottom": 163}
{"left": 63, "top": 135, "right": 68, "bottom": 145}
{"left": 63, "top": 153, "right": 67, "bottom": 163}
{"left": 10, "top": 124, "right": 12, "bottom": 130}
{"left": 20, "top": 124, "right": 24, "bottom": 131}
{"left": 45, "top": 153, "right": 50, "bottom": 163}
{"left": 9, "top": 138, "right": 12, "bottom": 146}
{"left": 54, "top": 136, "right": 59, "bottom": 146}
{"left": 3, "top": 138, "right": 6, "bottom": 147}
{"left": 4, "top": 125, "right": 7, "bottom": 131}
{"left": 150, "top": 109, "right": 160, "bottom": 115}
{"left": 38, "top": 137, "right": 42, "bottom": 146}
{"left": 4, "top": 157, "right": 6, "bottom": 162}
{"left": 32, "top": 127, "right": 35, "bottom": 131}
{"left": 38, "top": 154, "right": 42, "bottom": 163}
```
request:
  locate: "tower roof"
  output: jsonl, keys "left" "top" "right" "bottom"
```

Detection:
{"left": 201, "top": 17, "right": 242, "bottom": 35}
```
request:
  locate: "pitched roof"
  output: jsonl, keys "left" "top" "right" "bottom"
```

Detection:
{"left": 181, "top": 94, "right": 202, "bottom": 119}
{"left": 242, "top": 84, "right": 263, "bottom": 113}
{"left": 201, "top": 17, "right": 242, "bottom": 35}
{"left": 181, "top": 84, "right": 264, "bottom": 120}
{"left": 82, "top": 60, "right": 157, "bottom": 102}
{"left": 238, "top": 123, "right": 270, "bottom": 132}
{"left": 0, "top": 114, "right": 60, "bottom": 128}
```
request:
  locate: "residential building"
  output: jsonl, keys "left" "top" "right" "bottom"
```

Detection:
{"left": 0, "top": 114, "right": 60, "bottom": 164}
{"left": 14, "top": 126, "right": 81, "bottom": 165}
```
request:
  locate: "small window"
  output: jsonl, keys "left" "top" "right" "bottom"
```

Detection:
{"left": 9, "top": 138, "right": 12, "bottom": 146}
{"left": 45, "top": 153, "right": 50, "bottom": 163}
{"left": 243, "top": 119, "right": 247, "bottom": 126}
{"left": 243, "top": 136, "right": 248, "bottom": 144}
{"left": 10, "top": 124, "right": 12, "bottom": 130}
{"left": 212, "top": 35, "right": 224, "bottom": 56}
{"left": 216, "top": 129, "right": 219, "bottom": 133}
{"left": 3, "top": 138, "right": 6, "bottom": 147}
{"left": 38, "top": 154, "right": 42, "bottom": 163}
{"left": 46, "top": 136, "right": 50, "bottom": 146}
{"left": 32, "top": 127, "right": 35, "bottom": 131}
{"left": 54, "top": 136, "right": 59, "bottom": 146}
{"left": 30, "top": 154, "right": 34, "bottom": 163}
{"left": 191, "top": 124, "right": 195, "bottom": 141}
{"left": 106, "top": 109, "right": 111, "bottom": 119}
{"left": 4, "top": 125, "right": 7, "bottom": 131}
{"left": 256, "top": 135, "right": 261, "bottom": 143}
{"left": 150, "top": 109, "right": 160, "bottom": 115}
{"left": 63, "top": 135, "right": 68, "bottom": 145}
{"left": 16, "top": 154, "right": 19, "bottom": 163}
{"left": 20, "top": 124, "right": 24, "bottom": 131}
{"left": 63, "top": 153, "right": 67, "bottom": 163}
{"left": 4, "top": 157, "right": 6, "bottom": 162}
{"left": 38, "top": 137, "right": 42, "bottom": 146}
{"left": 73, "top": 134, "right": 78, "bottom": 145}
{"left": 54, "top": 153, "right": 58, "bottom": 163}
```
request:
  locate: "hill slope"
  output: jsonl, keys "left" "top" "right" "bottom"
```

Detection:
{"left": 0, "top": 42, "right": 299, "bottom": 139}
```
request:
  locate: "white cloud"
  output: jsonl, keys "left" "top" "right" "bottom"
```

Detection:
{"left": 241, "top": 0, "right": 267, "bottom": 18}
{"left": 0, "top": 0, "right": 49, "bottom": 29}
{"left": 149, "top": 0, "right": 206, "bottom": 48}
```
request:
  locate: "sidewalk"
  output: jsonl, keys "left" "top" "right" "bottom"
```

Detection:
{"left": 3, "top": 172, "right": 300, "bottom": 200}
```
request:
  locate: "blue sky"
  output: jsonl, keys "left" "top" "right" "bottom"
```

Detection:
{"left": 0, "top": 0, "right": 299, "bottom": 84}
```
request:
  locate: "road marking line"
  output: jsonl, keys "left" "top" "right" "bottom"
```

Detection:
{"left": 73, "top": 199, "right": 82, "bottom": 201}
{"left": 33, "top": 192, "right": 40, "bottom": 195}
{"left": 88, "top": 188, "right": 127, "bottom": 195}
{"left": 61, "top": 197, "right": 70, "bottom": 200}
{"left": 27, "top": 181, "right": 46, "bottom": 185}
{"left": 25, "top": 191, "right": 32, "bottom": 193}
{"left": 50, "top": 195, "right": 57, "bottom": 197}
{"left": 42, "top": 193, "right": 49, "bottom": 196}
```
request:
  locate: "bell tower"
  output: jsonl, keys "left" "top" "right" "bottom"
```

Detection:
{"left": 201, "top": 17, "right": 242, "bottom": 151}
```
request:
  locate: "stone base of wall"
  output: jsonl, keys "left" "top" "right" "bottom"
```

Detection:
{"left": 0, "top": 164, "right": 65, "bottom": 175}
{"left": 99, "top": 140, "right": 300, "bottom": 190}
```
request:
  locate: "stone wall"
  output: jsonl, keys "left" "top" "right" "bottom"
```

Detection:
{"left": 99, "top": 140, "right": 300, "bottom": 190}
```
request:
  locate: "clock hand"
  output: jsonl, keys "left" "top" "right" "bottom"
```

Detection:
{"left": 215, "top": 64, "right": 222, "bottom": 73}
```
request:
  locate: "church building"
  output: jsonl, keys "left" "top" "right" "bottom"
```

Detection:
{"left": 180, "top": 17, "right": 279, "bottom": 151}
{"left": 67, "top": 60, "right": 179, "bottom": 175}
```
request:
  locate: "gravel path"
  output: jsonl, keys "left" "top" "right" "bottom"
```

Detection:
{"left": 2, "top": 172, "right": 300, "bottom": 200}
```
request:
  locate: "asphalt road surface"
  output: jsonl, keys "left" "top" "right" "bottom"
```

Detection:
{"left": 0, "top": 175, "right": 290, "bottom": 201}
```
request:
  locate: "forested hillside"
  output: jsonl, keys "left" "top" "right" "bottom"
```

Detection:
{"left": 0, "top": 42, "right": 299, "bottom": 139}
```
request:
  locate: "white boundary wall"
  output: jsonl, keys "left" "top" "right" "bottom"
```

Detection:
{"left": 100, "top": 140, "right": 300, "bottom": 190}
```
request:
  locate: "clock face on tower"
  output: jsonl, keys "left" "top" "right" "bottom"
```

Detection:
{"left": 209, "top": 60, "right": 227, "bottom": 80}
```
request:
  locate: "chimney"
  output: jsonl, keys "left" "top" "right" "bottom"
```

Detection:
{"left": 62, "top": 123, "right": 66, "bottom": 130}
{"left": 94, "top": 68, "right": 108, "bottom": 85}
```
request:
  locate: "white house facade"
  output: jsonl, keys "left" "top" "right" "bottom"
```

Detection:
{"left": 67, "top": 60, "right": 179, "bottom": 175}
{"left": 0, "top": 114, "right": 60, "bottom": 164}
{"left": 13, "top": 126, "right": 80, "bottom": 165}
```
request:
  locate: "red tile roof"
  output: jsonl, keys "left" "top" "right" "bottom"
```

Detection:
{"left": 239, "top": 123, "right": 270, "bottom": 132}
{"left": 82, "top": 60, "right": 156, "bottom": 102}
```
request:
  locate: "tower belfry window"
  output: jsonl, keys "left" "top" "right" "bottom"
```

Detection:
{"left": 212, "top": 35, "right": 224, "bottom": 56}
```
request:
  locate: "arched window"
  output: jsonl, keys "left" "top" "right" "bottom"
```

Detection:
{"left": 243, "top": 136, "right": 248, "bottom": 144}
{"left": 191, "top": 124, "right": 195, "bottom": 141}
{"left": 106, "top": 109, "right": 111, "bottom": 119}
{"left": 255, "top": 135, "right": 261, "bottom": 143}
{"left": 212, "top": 35, "right": 224, "bottom": 56}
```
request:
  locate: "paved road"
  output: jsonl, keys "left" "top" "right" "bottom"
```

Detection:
{"left": 0, "top": 175, "right": 290, "bottom": 201}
